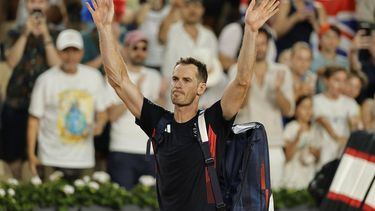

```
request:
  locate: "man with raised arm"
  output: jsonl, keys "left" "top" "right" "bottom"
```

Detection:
{"left": 87, "top": 0, "right": 279, "bottom": 210}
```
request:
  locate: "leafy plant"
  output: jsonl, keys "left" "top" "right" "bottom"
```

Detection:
{"left": 0, "top": 172, "right": 161, "bottom": 210}
{"left": 273, "top": 188, "right": 315, "bottom": 209}
{"left": 0, "top": 172, "right": 316, "bottom": 210}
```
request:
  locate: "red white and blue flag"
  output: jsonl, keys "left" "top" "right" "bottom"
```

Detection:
{"left": 316, "top": 0, "right": 357, "bottom": 55}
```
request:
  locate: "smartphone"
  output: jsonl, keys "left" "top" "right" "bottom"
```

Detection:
{"left": 359, "top": 21, "right": 373, "bottom": 36}
{"left": 31, "top": 8, "right": 43, "bottom": 19}
{"left": 358, "top": 22, "right": 373, "bottom": 62}
{"left": 304, "top": 0, "right": 315, "bottom": 12}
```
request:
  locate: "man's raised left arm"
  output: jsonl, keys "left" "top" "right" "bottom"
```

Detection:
{"left": 221, "top": 0, "right": 279, "bottom": 120}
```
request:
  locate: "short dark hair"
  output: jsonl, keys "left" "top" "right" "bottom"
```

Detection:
{"left": 296, "top": 95, "right": 312, "bottom": 108}
{"left": 175, "top": 57, "right": 208, "bottom": 83}
{"left": 323, "top": 66, "right": 347, "bottom": 79}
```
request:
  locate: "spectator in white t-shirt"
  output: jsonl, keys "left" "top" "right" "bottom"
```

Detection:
{"left": 27, "top": 29, "right": 108, "bottom": 181}
{"left": 106, "top": 30, "right": 162, "bottom": 190}
{"left": 312, "top": 66, "right": 361, "bottom": 167}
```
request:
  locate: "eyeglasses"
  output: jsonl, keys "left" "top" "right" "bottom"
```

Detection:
{"left": 132, "top": 46, "right": 148, "bottom": 51}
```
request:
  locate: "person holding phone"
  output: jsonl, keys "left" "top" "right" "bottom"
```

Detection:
{"left": 0, "top": 0, "right": 61, "bottom": 180}
{"left": 350, "top": 24, "right": 375, "bottom": 104}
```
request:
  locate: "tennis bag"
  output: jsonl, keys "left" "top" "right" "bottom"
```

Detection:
{"left": 148, "top": 111, "right": 273, "bottom": 211}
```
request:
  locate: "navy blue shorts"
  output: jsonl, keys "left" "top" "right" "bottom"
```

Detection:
{"left": 107, "top": 151, "right": 155, "bottom": 190}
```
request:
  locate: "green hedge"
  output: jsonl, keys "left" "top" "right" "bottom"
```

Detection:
{"left": 273, "top": 188, "right": 315, "bottom": 209}
{"left": 0, "top": 174, "right": 315, "bottom": 210}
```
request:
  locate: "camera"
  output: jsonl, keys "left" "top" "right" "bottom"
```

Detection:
{"left": 359, "top": 21, "right": 373, "bottom": 36}
{"left": 304, "top": 0, "right": 314, "bottom": 12}
{"left": 31, "top": 8, "right": 44, "bottom": 19}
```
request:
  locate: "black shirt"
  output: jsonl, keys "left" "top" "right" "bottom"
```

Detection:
{"left": 136, "top": 98, "right": 234, "bottom": 211}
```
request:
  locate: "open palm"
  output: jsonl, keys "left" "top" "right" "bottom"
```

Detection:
{"left": 86, "top": 0, "right": 114, "bottom": 29}
{"left": 245, "top": 0, "right": 279, "bottom": 32}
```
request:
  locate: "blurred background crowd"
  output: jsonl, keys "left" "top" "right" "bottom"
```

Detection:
{"left": 0, "top": 0, "right": 374, "bottom": 193}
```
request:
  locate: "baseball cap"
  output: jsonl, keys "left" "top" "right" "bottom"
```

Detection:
{"left": 56, "top": 29, "right": 84, "bottom": 51}
{"left": 124, "top": 30, "right": 148, "bottom": 46}
{"left": 318, "top": 23, "right": 341, "bottom": 37}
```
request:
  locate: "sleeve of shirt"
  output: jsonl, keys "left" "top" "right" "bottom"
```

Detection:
{"left": 283, "top": 122, "right": 298, "bottom": 143}
{"left": 218, "top": 23, "right": 242, "bottom": 58}
{"left": 205, "top": 100, "right": 235, "bottom": 136}
{"left": 135, "top": 97, "right": 169, "bottom": 137}
{"left": 347, "top": 99, "right": 360, "bottom": 117}
{"left": 312, "top": 95, "right": 324, "bottom": 119}
{"left": 28, "top": 76, "right": 46, "bottom": 118}
{"left": 281, "top": 67, "right": 295, "bottom": 116}
{"left": 93, "top": 74, "right": 109, "bottom": 112}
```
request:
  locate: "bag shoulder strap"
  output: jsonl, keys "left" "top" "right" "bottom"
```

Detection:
{"left": 146, "top": 112, "right": 172, "bottom": 159}
{"left": 197, "top": 111, "right": 226, "bottom": 210}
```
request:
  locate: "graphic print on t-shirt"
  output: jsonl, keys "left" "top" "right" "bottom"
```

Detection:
{"left": 57, "top": 89, "right": 94, "bottom": 143}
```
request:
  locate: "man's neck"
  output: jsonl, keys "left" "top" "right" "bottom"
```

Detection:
{"left": 173, "top": 100, "right": 199, "bottom": 123}
{"left": 61, "top": 64, "right": 78, "bottom": 74}
{"left": 324, "top": 91, "right": 340, "bottom": 100}
{"left": 254, "top": 60, "right": 268, "bottom": 71}
{"left": 127, "top": 63, "right": 143, "bottom": 73}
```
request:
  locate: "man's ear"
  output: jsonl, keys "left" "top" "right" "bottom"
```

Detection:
{"left": 197, "top": 82, "right": 207, "bottom": 96}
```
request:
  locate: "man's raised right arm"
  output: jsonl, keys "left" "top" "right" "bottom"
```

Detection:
{"left": 87, "top": 0, "right": 143, "bottom": 119}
